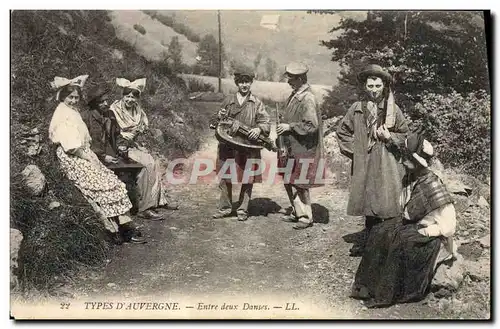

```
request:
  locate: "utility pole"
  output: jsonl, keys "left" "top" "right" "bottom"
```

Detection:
{"left": 217, "top": 10, "right": 222, "bottom": 93}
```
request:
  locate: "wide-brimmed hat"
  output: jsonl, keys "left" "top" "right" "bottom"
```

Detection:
{"left": 284, "top": 62, "right": 309, "bottom": 76}
{"left": 357, "top": 64, "right": 393, "bottom": 84}
{"left": 404, "top": 127, "right": 434, "bottom": 168}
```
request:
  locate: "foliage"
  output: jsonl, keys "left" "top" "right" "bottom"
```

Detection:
{"left": 143, "top": 10, "right": 201, "bottom": 42}
{"left": 133, "top": 24, "right": 146, "bottom": 35}
{"left": 321, "top": 11, "right": 489, "bottom": 102}
{"left": 265, "top": 58, "right": 278, "bottom": 81}
{"left": 412, "top": 90, "right": 490, "bottom": 180}
{"left": 318, "top": 11, "right": 491, "bottom": 180}
{"left": 194, "top": 34, "right": 225, "bottom": 77}
{"left": 167, "top": 36, "right": 183, "bottom": 73}
{"left": 186, "top": 78, "right": 215, "bottom": 93}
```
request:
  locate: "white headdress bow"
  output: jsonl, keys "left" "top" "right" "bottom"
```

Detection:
{"left": 116, "top": 78, "right": 147, "bottom": 93}
{"left": 50, "top": 75, "right": 89, "bottom": 90}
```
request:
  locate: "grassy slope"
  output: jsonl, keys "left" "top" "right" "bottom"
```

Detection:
{"left": 109, "top": 10, "right": 198, "bottom": 65}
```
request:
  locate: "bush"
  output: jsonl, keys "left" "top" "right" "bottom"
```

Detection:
{"left": 411, "top": 90, "right": 491, "bottom": 181}
{"left": 186, "top": 78, "right": 215, "bottom": 93}
{"left": 144, "top": 11, "right": 201, "bottom": 43}
{"left": 320, "top": 82, "right": 359, "bottom": 119}
{"left": 133, "top": 24, "right": 146, "bottom": 35}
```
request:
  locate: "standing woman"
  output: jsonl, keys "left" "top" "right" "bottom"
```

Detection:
{"left": 109, "top": 77, "right": 178, "bottom": 221}
{"left": 48, "top": 75, "right": 144, "bottom": 244}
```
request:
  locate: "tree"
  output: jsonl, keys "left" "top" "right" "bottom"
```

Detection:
{"left": 265, "top": 58, "right": 277, "bottom": 81}
{"left": 318, "top": 11, "right": 489, "bottom": 118}
{"left": 195, "top": 34, "right": 225, "bottom": 77}
{"left": 167, "top": 36, "right": 183, "bottom": 73}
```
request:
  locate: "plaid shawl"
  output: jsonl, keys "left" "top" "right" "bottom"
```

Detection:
{"left": 404, "top": 169, "right": 454, "bottom": 222}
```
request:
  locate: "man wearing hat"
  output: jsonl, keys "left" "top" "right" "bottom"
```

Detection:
{"left": 336, "top": 64, "right": 409, "bottom": 255}
{"left": 277, "top": 62, "right": 325, "bottom": 230}
{"left": 212, "top": 67, "right": 271, "bottom": 221}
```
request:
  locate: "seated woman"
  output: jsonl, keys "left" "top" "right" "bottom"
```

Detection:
{"left": 350, "top": 127, "right": 457, "bottom": 308}
{"left": 108, "top": 77, "right": 178, "bottom": 220}
{"left": 83, "top": 86, "right": 118, "bottom": 164}
{"left": 48, "top": 75, "right": 145, "bottom": 245}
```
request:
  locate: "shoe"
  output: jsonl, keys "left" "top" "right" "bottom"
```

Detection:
{"left": 122, "top": 228, "right": 146, "bottom": 244}
{"left": 212, "top": 209, "right": 233, "bottom": 219}
{"left": 140, "top": 209, "right": 164, "bottom": 220}
{"left": 292, "top": 221, "right": 313, "bottom": 230}
{"left": 281, "top": 214, "right": 298, "bottom": 223}
{"left": 237, "top": 210, "right": 248, "bottom": 221}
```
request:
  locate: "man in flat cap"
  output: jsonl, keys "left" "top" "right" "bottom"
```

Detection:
{"left": 212, "top": 68, "right": 271, "bottom": 221}
{"left": 277, "top": 62, "right": 325, "bottom": 230}
{"left": 336, "top": 64, "right": 409, "bottom": 255}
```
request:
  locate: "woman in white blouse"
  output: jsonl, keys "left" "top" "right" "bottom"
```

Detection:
{"left": 350, "top": 126, "right": 458, "bottom": 308}
{"left": 48, "top": 75, "right": 144, "bottom": 245}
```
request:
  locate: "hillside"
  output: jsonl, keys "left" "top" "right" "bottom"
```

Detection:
{"left": 110, "top": 10, "right": 368, "bottom": 86}
{"left": 109, "top": 10, "right": 199, "bottom": 65}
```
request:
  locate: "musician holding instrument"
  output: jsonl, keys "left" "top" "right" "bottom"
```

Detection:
{"left": 276, "top": 62, "right": 325, "bottom": 230}
{"left": 212, "top": 68, "right": 271, "bottom": 221}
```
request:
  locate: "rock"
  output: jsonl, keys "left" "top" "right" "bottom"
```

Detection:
{"left": 432, "top": 253, "right": 465, "bottom": 293}
{"left": 107, "top": 283, "right": 117, "bottom": 288}
{"left": 49, "top": 201, "right": 61, "bottom": 210}
{"left": 257, "top": 242, "right": 266, "bottom": 247}
{"left": 21, "top": 165, "right": 46, "bottom": 196}
{"left": 21, "top": 128, "right": 42, "bottom": 157}
{"left": 478, "top": 234, "right": 490, "bottom": 248}
{"left": 465, "top": 258, "right": 490, "bottom": 282}
{"left": 445, "top": 177, "right": 472, "bottom": 196}
{"left": 10, "top": 228, "right": 23, "bottom": 289}
{"left": 151, "top": 128, "right": 164, "bottom": 143}
{"left": 476, "top": 196, "right": 489, "bottom": 208}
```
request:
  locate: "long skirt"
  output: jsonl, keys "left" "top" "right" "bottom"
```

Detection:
{"left": 128, "top": 147, "right": 169, "bottom": 212}
{"left": 351, "top": 218, "right": 441, "bottom": 308}
{"left": 56, "top": 146, "right": 132, "bottom": 218}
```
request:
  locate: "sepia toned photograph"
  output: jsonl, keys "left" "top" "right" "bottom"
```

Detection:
{"left": 9, "top": 9, "right": 491, "bottom": 320}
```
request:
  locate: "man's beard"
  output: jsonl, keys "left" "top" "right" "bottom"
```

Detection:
{"left": 368, "top": 91, "right": 383, "bottom": 101}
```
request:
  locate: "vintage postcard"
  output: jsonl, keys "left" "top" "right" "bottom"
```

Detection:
{"left": 10, "top": 9, "right": 491, "bottom": 320}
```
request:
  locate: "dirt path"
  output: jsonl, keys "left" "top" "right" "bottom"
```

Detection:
{"left": 67, "top": 101, "right": 444, "bottom": 319}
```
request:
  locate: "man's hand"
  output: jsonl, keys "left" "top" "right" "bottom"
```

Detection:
{"left": 248, "top": 127, "right": 261, "bottom": 140}
{"left": 217, "top": 108, "right": 228, "bottom": 119}
{"left": 276, "top": 123, "right": 291, "bottom": 135}
{"left": 376, "top": 124, "right": 392, "bottom": 142}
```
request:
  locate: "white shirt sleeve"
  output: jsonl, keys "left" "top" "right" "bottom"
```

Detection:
{"left": 49, "top": 103, "right": 91, "bottom": 152}
{"left": 418, "top": 203, "right": 457, "bottom": 237}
